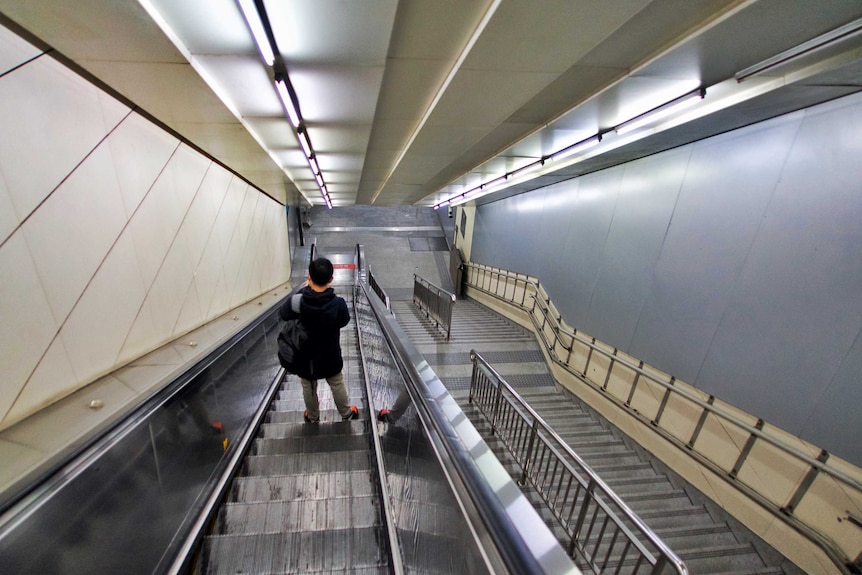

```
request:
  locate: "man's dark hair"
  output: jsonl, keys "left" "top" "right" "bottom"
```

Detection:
{"left": 308, "top": 257, "right": 334, "bottom": 286}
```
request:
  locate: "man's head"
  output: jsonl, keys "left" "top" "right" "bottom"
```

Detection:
{"left": 308, "top": 257, "right": 334, "bottom": 287}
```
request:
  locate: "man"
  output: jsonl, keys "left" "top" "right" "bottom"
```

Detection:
{"left": 280, "top": 257, "right": 358, "bottom": 423}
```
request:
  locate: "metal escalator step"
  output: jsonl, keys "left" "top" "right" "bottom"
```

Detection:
{"left": 216, "top": 495, "right": 378, "bottom": 535}
{"left": 231, "top": 471, "right": 374, "bottom": 503}
{"left": 260, "top": 421, "right": 366, "bottom": 439}
{"left": 198, "top": 528, "right": 387, "bottom": 574}
{"left": 242, "top": 451, "right": 371, "bottom": 477}
{"left": 270, "top": 399, "right": 364, "bottom": 413}
{"left": 253, "top": 433, "right": 368, "bottom": 456}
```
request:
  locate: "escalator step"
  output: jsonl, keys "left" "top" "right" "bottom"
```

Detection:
{"left": 216, "top": 496, "right": 378, "bottom": 535}
{"left": 243, "top": 451, "right": 371, "bottom": 477}
{"left": 198, "top": 528, "right": 387, "bottom": 574}
{"left": 253, "top": 434, "right": 368, "bottom": 456}
{"left": 231, "top": 470, "right": 375, "bottom": 503}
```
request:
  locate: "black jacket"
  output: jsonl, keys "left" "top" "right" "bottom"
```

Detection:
{"left": 279, "top": 285, "right": 350, "bottom": 379}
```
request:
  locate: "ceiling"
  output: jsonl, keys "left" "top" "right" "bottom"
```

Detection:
{"left": 1, "top": 0, "right": 861, "bottom": 208}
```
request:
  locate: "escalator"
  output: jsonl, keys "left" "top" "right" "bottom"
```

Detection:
{"left": 0, "top": 248, "right": 576, "bottom": 575}
{"left": 194, "top": 282, "right": 387, "bottom": 574}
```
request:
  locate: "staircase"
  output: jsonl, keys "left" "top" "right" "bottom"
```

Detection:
{"left": 195, "top": 288, "right": 386, "bottom": 575}
{"left": 391, "top": 298, "right": 803, "bottom": 575}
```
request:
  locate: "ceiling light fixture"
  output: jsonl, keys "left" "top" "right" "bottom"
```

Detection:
{"left": 550, "top": 134, "right": 602, "bottom": 161}
{"left": 735, "top": 17, "right": 862, "bottom": 82}
{"left": 237, "top": 0, "right": 275, "bottom": 66}
{"left": 239, "top": 0, "right": 330, "bottom": 207}
{"left": 615, "top": 87, "right": 706, "bottom": 135}
{"left": 433, "top": 132, "right": 604, "bottom": 209}
{"left": 275, "top": 79, "right": 301, "bottom": 128}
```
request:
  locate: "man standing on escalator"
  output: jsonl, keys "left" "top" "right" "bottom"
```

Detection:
{"left": 279, "top": 257, "right": 359, "bottom": 423}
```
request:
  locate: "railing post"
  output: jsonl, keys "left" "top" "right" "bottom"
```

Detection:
{"left": 490, "top": 374, "right": 504, "bottom": 435}
{"left": 626, "top": 360, "right": 645, "bottom": 406}
{"left": 730, "top": 418, "right": 764, "bottom": 478}
{"left": 520, "top": 418, "right": 539, "bottom": 487}
{"left": 602, "top": 349, "right": 617, "bottom": 391}
{"left": 782, "top": 449, "right": 829, "bottom": 514}
{"left": 688, "top": 396, "right": 715, "bottom": 448}
{"left": 573, "top": 477, "right": 597, "bottom": 541}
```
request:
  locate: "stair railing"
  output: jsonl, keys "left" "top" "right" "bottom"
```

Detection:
{"left": 412, "top": 273, "right": 456, "bottom": 339}
{"left": 469, "top": 350, "right": 687, "bottom": 575}
{"left": 463, "top": 260, "right": 862, "bottom": 574}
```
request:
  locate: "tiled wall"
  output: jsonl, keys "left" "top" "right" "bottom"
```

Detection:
{"left": 0, "top": 24, "right": 290, "bottom": 430}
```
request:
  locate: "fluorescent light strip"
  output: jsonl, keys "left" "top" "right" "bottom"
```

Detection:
{"left": 298, "top": 131, "right": 313, "bottom": 158}
{"left": 237, "top": 0, "right": 275, "bottom": 66}
{"left": 550, "top": 136, "right": 600, "bottom": 161}
{"left": 736, "top": 17, "right": 862, "bottom": 82}
{"left": 615, "top": 89, "right": 705, "bottom": 135}
{"left": 275, "top": 79, "right": 301, "bottom": 128}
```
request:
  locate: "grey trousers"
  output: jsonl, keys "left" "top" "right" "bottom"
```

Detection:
{"left": 300, "top": 371, "right": 351, "bottom": 421}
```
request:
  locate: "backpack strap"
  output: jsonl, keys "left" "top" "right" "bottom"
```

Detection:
{"left": 291, "top": 293, "right": 302, "bottom": 314}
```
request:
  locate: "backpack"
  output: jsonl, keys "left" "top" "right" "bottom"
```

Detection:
{"left": 277, "top": 294, "right": 309, "bottom": 374}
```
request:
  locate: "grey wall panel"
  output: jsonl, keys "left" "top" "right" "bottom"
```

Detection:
{"left": 697, "top": 96, "right": 862, "bottom": 435}
{"left": 473, "top": 198, "right": 516, "bottom": 268}
{"left": 586, "top": 147, "right": 690, "bottom": 350}
{"left": 627, "top": 117, "right": 799, "bottom": 383}
{"left": 554, "top": 169, "right": 622, "bottom": 327}
{"left": 471, "top": 91, "right": 862, "bottom": 465}
{"left": 801, "top": 329, "right": 862, "bottom": 465}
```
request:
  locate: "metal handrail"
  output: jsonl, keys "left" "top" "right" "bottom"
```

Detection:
{"left": 412, "top": 274, "right": 456, "bottom": 339}
{"left": 469, "top": 351, "right": 687, "bottom": 575}
{"left": 359, "top": 266, "right": 579, "bottom": 575}
{"left": 463, "top": 260, "right": 862, "bottom": 572}
{"left": 353, "top": 245, "right": 404, "bottom": 574}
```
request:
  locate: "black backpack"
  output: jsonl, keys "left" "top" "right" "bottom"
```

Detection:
{"left": 277, "top": 294, "right": 309, "bottom": 374}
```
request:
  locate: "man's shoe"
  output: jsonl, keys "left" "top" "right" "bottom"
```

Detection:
{"left": 303, "top": 410, "right": 319, "bottom": 424}
{"left": 343, "top": 405, "right": 359, "bottom": 420}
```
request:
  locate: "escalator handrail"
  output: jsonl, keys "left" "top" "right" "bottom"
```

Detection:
{"left": 357, "top": 278, "right": 578, "bottom": 575}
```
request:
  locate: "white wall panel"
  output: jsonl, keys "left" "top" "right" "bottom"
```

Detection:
{"left": 226, "top": 186, "right": 259, "bottom": 308}
{"left": 0, "top": 170, "right": 17, "bottom": 245}
{"left": 22, "top": 143, "right": 128, "bottom": 323}
{"left": 106, "top": 113, "right": 180, "bottom": 218}
{"left": 198, "top": 176, "right": 244, "bottom": 317}
{"left": 65, "top": 232, "right": 148, "bottom": 380}
{"left": 0, "top": 24, "right": 41, "bottom": 76}
{"left": 0, "top": 234, "right": 61, "bottom": 420}
{"left": 0, "top": 57, "right": 129, "bottom": 221}
{"left": 0, "top": 23, "right": 291, "bottom": 429}
{"left": 6, "top": 331, "right": 77, "bottom": 423}
{"left": 126, "top": 144, "right": 209, "bottom": 286}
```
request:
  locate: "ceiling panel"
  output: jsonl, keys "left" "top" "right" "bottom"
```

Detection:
{"left": 0, "top": 0, "right": 860, "bottom": 209}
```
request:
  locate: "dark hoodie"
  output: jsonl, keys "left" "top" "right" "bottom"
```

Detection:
{"left": 279, "top": 285, "right": 350, "bottom": 380}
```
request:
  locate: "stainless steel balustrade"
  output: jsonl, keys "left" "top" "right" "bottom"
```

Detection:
{"left": 367, "top": 265, "right": 391, "bottom": 311}
{"left": 469, "top": 350, "right": 687, "bottom": 575}
{"left": 412, "top": 273, "right": 456, "bottom": 339}
{"left": 360, "top": 247, "right": 579, "bottom": 575}
{"left": 463, "top": 260, "right": 862, "bottom": 573}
